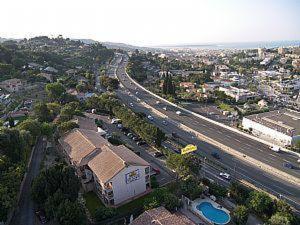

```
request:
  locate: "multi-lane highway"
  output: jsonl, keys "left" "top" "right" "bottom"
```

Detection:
{"left": 111, "top": 54, "right": 300, "bottom": 210}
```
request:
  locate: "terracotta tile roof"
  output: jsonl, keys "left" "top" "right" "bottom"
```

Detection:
{"left": 58, "top": 128, "right": 108, "bottom": 166}
{"left": 88, "top": 145, "right": 149, "bottom": 183}
{"left": 130, "top": 207, "right": 195, "bottom": 225}
{"left": 59, "top": 128, "right": 149, "bottom": 183}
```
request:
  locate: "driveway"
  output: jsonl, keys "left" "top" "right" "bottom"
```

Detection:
{"left": 11, "top": 137, "right": 46, "bottom": 225}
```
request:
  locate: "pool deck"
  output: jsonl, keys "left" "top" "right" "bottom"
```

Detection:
{"left": 190, "top": 197, "right": 231, "bottom": 225}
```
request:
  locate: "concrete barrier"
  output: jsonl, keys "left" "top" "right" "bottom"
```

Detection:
{"left": 124, "top": 69, "right": 300, "bottom": 158}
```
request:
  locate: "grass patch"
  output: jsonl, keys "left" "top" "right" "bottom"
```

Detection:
{"left": 83, "top": 192, "right": 104, "bottom": 216}
{"left": 116, "top": 192, "right": 154, "bottom": 215}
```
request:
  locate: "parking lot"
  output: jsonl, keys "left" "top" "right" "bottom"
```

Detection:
{"left": 84, "top": 112, "right": 176, "bottom": 186}
{"left": 183, "top": 102, "right": 235, "bottom": 125}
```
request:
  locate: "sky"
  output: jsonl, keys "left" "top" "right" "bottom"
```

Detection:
{"left": 0, "top": 0, "right": 300, "bottom": 46}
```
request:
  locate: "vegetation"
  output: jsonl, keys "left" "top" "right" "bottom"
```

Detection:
{"left": 31, "top": 163, "right": 86, "bottom": 224}
{"left": 233, "top": 205, "right": 249, "bottom": 225}
{"left": 100, "top": 76, "right": 119, "bottom": 90}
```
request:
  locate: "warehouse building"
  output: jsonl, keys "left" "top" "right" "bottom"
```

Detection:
{"left": 242, "top": 109, "right": 300, "bottom": 146}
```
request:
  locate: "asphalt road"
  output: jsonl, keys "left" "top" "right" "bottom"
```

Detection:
{"left": 11, "top": 137, "right": 46, "bottom": 225}
{"left": 113, "top": 54, "right": 300, "bottom": 210}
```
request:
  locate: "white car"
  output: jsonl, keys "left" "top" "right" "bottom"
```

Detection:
{"left": 129, "top": 102, "right": 134, "bottom": 107}
{"left": 147, "top": 115, "right": 154, "bottom": 121}
{"left": 270, "top": 145, "right": 280, "bottom": 152}
{"left": 162, "top": 120, "right": 167, "bottom": 125}
{"left": 219, "top": 172, "right": 231, "bottom": 180}
{"left": 176, "top": 111, "right": 182, "bottom": 115}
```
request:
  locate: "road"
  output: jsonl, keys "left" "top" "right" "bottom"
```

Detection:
{"left": 11, "top": 137, "right": 46, "bottom": 225}
{"left": 112, "top": 54, "right": 300, "bottom": 210}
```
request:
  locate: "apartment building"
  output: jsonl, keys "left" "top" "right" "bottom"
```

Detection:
{"left": 59, "top": 128, "right": 151, "bottom": 206}
{"left": 219, "top": 86, "right": 259, "bottom": 102}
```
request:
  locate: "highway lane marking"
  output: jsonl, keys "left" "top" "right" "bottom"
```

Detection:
{"left": 271, "top": 184, "right": 294, "bottom": 195}
{"left": 234, "top": 139, "right": 241, "bottom": 143}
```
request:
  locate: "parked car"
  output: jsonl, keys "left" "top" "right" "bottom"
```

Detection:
{"left": 127, "top": 133, "right": 133, "bottom": 138}
{"left": 147, "top": 115, "right": 154, "bottom": 121}
{"left": 154, "top": 151, "right": 164, "bottom": 158}
{"left": 129, "top": 102, "right": 134, "bottom": 107}
{"left": 117, "top": 124, "right": 123, "bottom": 129}
{"left": 283, "top": 162, "right": 294, "bottom": 169}
{"left": 132, "top": 136, "right": 140, "bottom": 141}
{"left": 219, "top": 172, "right": 231, "bottom": 180}
{"left": 35, "top": 209, "right": 47, "bottom": 224}
{"left": 111, "top": 118, "right": 121, "bottom": 124}
{"left": 137, "top": 140, "right": 146, "bottom": 146}
{"left": 152, "top": 168, "right": 161, "bottom": 175}
{"left": 211, "top": 152, "right": 221, "bottom": 159}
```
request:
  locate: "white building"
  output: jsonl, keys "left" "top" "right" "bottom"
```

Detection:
{"left": 242, "top": 109, "right": 300, "bottom": 146}
{"left": 59, "top": 128, "right": 151, "bottom": 206}
{"left": 219, "top": 86, "right": 259, "bottom": 102}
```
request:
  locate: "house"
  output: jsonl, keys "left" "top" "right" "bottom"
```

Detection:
{"left": 179, "top": 82, "right": 195, "bottom": 89}
{"left": 44, "top": 66, "right": 58, "bottom": 74}
{"left": 130, "top": 206, "right": 195, "bottom": 225}
{"left": 0, "top": 79, "right": 25, "bottom": 92}
{"left": 59, "top": 128, "right": 151, "bottom": 207}
{"left": 37, "top": 72, "right": 53, "bottom": 82}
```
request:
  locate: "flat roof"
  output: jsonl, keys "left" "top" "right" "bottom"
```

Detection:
{"left": 245, "top": 109, "right": 300, "bottom": 136}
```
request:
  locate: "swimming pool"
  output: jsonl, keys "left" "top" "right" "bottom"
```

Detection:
{"left": 196, "top": 201, "right": 230, "bottom": 224}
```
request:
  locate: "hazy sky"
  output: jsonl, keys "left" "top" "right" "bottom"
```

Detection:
{"left": 1, "top": 0, "right": 299, "bottom": 46}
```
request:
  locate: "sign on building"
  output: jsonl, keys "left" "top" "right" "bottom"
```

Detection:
{"left": 125, "top": 169, "right": 140, "bottom": 184}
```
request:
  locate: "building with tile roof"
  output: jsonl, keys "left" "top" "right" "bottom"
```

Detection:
{"left": 59, "top": 128, "right": 151, "bottom": 206}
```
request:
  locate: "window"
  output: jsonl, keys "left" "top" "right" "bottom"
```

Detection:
{"left": 145, "top": 167, "right": 150, "bottom": 174}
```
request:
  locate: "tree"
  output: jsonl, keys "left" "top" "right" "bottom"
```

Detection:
{"left": 268, "top": 212, "right": 291, "bottom": 225}
{"left": 248, "top": 191, "right": 274, "bottom": 216}
{"left": 55, "top": 199, "right": 86, "bottom": 225}
{"left": 41, "top": 122, "right": 55, "bottom": 137}
{"left": 18, "top": 119, "right": 41, "bottom": 139}
{"left": 8, "top": 117, "right": 15, "bottom": 128}
{"left": 46, "top": 82, "right": 65, "bottom": 102}
{"left": 208, "top": 183, "right": 227, "bottom": 198}
{"left": 229, "top": 182, "right": 250, "bottom": 204}
{"left": 31, "top": 163, "right": 80, "bottom": 204}
{"left": 100, "top": 76, "right": 119, "bottom": 90}
{"left": 233, "top": 205, "right": 249, "bottom": 225}
{"left": 180, "top": 176, "right": 203, "bottom": 200}
{"left": 58, "top": 121, "right": 79, "bottom": 134}
{"left": 94, "top": 207, "right": 116, "bottom": 221}
{"left": 144, "top": 197, "right": 160, "bottom": 210}
{"left": 34, "top": 102, "right": 52, "bottom": 122}
{"left": 163, "top": 193, "right": 181, "bottom": 212}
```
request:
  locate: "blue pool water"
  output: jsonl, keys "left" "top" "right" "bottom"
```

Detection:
{"left": 196, "top": 202, "right": 230, "bottom": 224}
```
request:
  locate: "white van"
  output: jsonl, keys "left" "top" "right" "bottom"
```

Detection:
{"left": 270, "top": 145, "right": 280, "bottom": 152}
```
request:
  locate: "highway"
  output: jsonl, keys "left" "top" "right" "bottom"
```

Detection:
{"left": 112, "top": 54, "right": 300, "bottom": 210}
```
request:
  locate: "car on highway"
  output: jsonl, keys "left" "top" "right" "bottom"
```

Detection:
{"left": 129, "top": 102, "right": 134, "bottom": 107}
{"left": 219, "top": 172, "right": 231, "bottom": 180}
{"left": 162, "top": 120, "right": 167, "bottom": 125}
{"left": 156, "top": 101, "right": 160, "bottom": 104}
{"left": 147, "top": 115, "right": 154, "bottom": 121}
{"left": 269, "top": 145, "right": 280, "bottom": 152}
{"left": 35, "top": 209, "right": 48, "bottom": 224}
{"left": 211, "top": 152, "right": 221, "bottom": 159}
{"left": 135, "top": 91, "right": 139, "bottom": 95}
{"left": 154, "top": 151, "right": 164, "bottom": 158}
{"left": 176, "top": 110, "right": 182, "bottom": 115}
{"left": 163, "top": 106, "right": 167, "bottom": 111}
{"left": 283, "top": 162, "right": 294, "bottom": 169}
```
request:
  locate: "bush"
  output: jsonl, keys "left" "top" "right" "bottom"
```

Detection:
{"left": 150, "top": 176, "right": 159, "bottom": 189}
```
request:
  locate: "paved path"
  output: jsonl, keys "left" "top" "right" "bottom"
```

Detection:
{"left": 11, "top": 137, "right": 46, "bottom": 225}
